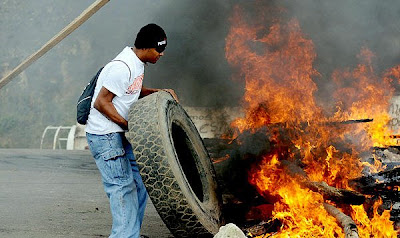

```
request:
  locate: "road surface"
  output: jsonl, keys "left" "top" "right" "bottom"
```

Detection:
{"left": 0, "top": 149, "right": 173, "bottom": 238}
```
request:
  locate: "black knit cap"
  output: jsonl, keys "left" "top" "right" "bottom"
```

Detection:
{"left": 134, "top": 23, "right": 167, "bottom": 53}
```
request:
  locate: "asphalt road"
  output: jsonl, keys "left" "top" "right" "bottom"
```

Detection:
{"left": 0, "top": 149, "right": 173, "bottom": 238}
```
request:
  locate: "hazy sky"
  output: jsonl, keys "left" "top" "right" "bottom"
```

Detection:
{"left": 1, "top": 0, "right": 400, "bottom": 147}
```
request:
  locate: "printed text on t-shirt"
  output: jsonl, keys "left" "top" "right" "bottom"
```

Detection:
{"left": 126, "top": 74, "right": 143, "bottom": 94}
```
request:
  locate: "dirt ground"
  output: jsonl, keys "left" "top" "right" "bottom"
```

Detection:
{"left": 0, "top": 149, "right": 173, "bottom": 238}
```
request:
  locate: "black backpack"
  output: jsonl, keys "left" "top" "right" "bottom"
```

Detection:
{"left": 76, "top": 67, "right": 103, "bottom": 125}
{"left": 76, "top": 60, "right": 131, "bottom": 125}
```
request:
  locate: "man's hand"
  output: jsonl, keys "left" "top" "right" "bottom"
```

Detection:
{"left": 162, "top": 89, "right": 179, "bottom": 102}
{"left": 141, "top": 86, "right": 179, "bottom": 102}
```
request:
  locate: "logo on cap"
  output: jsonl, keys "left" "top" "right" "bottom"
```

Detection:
{"left": 158, "top": 40, "right": 166, "bottom": 46}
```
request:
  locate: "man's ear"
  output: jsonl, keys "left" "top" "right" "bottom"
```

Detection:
{"left": 140, "top": 48, "right": 150, "bottom": 55}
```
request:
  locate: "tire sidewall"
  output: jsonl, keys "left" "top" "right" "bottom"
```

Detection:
{"left": 158, "top": 97, "right": 221, "bottom": 233}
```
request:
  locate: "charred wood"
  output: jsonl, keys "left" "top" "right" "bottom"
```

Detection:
{"left": 308, "top": 181, "right": 365, "bottom": 205}
{"left": 349, "top": 167, "right": 400, "bottom": 200}
{"left": 325, "top": 118, "right": 373, "bottom": 125}
{"left": 241, "top": 219, "right": 281, "bottom": 237}
{"left": 267, "top": 118, "right": 373, "bottom": 129}
{"left": 323, "top": 203, "right": 359, "bottom": 238}
{"left": 351, "top": 167, "right": 400, "bottom": 186}
{"left": 281, "top": 160, "right": 365, "bottom": 205}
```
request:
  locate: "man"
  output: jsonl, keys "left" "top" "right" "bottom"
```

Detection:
{"left": 86, "top": 23, "right": 177, "bottom": 238}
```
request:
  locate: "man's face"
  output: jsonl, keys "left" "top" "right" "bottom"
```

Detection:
{"left": 144, "top": 48, "right": 164, "bottom": 64}
{"left": 143, "top": 38, "right": 166, "bottom": 64}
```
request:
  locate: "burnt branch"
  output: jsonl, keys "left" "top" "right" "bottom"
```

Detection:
{"left": 281, "top": 160, "right": 365, "bottom": 205}
{"left": 349, "top": 167, "right": 400, "bottom": 201}
{"left": 323, "top": 203, "right": 359, "bottom": 238}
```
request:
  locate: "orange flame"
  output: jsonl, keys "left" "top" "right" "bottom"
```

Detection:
{"left": 332, "top": 47, "right": 396, "bottom": 148}
{"left": 226, "top": 4, "right": 398, "bottom": 237}
{"left": 248, "top": 153, "right": 343, "bottom": 237}
{"left": 351, "top": 199, "right": 396, "bottom": 237}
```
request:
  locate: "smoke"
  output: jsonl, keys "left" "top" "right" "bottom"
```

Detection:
{"left": 145, "top": 0, "right": 241, "bottom": 107}
{"left": 223, "top": 0, "right": 400, "bottom": 113}
{"left": 276, "top": 0, "right": 400, "bottom": 101}
{"left": 0, "top": 0, "right": 241, "bottom": 147}
{"left": 280, "top": 0, "right": 400, "bottom": 68}
{"left": 1, "top": 0, "right": 400, "bottom": 147}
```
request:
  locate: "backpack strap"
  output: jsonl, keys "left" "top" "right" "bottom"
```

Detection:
{"left": 111, "top": 59, "right": 132, "bottom": 81}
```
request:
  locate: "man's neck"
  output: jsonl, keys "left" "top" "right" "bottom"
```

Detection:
{"left": 132, "top": 47, "right": 146, "bottom": 63}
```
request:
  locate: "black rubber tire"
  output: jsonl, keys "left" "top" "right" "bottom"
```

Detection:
{"left": 126, "top": 91, "right": 223, "bottom": 237}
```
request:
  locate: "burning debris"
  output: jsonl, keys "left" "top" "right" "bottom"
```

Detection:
{"left": 323, "top": 203, "right": 359, "bottom": 238}
{"left": 211, "top": 2, "right": 400, "bottom": 237}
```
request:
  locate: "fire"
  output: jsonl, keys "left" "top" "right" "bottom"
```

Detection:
{"left": 249, "top": 153, "right": 345, "bottom": 237}
{"left": 352, "top": 199, "right": 395, "bottom": 237}
{"left": 331, "top": 47, "right": 396, "bottom": 148}
{"left": 226, "top": 6, "right": 322, "bottom": 133}
{"left": 225, "top": 3, "right": 398, "bottom": 237}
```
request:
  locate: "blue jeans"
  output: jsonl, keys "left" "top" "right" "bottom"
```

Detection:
{"left": 86, "top": 132, "right": 148, "bottom": 238}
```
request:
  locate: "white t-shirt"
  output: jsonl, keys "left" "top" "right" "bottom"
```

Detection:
{"left": 85, "top": 46, "right": 145, "bottom": 135}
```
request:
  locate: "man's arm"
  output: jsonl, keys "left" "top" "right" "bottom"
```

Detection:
{"left": 94, "top": 86, "right": 128, "bottom": 130}
{"left": 139, "top": 86, "right": 159, "bottom": 98}
{"left": 140, "top": 86, "right": 179, "bottom": 102}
